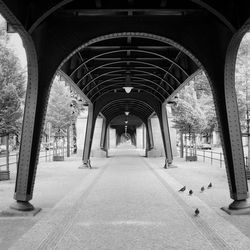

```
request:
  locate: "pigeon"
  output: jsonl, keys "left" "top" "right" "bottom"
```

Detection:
{"left": 207, "top": 182, "right": 212, "bottom": 189}
{"left": 178, "top": 186, "right": 186, "bottom": 192}
{"left": 189, "top": 190, "right": 193, "bottom": 195}
{"left": 200, "top": 186, "right": 205, "bottom": 192}
{"left": 194, "top": 208, "right": 200, "bottom": 216}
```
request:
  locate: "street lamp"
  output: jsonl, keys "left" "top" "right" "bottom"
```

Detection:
{"left": 123, "top": 86, "right": 133, "bottom": 93}
{"left": 123, "top": 74, "right": 133, "bottom": 93}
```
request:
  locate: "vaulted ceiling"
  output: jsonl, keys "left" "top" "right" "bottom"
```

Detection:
{"left": 2, "top": 0, "right": 250, "bottom": 126}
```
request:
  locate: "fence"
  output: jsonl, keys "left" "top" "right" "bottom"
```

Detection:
{"left": 179, "top": 147, "right": 249, "bottom": 168}
{"left": 0, "top": 146, "right": 75, "bottom": 173}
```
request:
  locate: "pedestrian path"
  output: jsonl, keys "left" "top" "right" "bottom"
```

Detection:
{"left": 7, "top": 147, "right": 250, "bottom": 249}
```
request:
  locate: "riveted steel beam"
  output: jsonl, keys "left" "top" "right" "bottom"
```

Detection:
{"left": 222, "top": 23, "right": 250, "bottom": 209}
{"left": 90, "top": 81, "right": 166, "bottom": 103}
{"left": 79, "top": 60, "right": 184, "bottom": 90}
{"left": 81, "top": 104, "right": 96, "bottom": 168}
{"left": 147, "top": 118, "right": 154, "bottom": 150}
{"left": 160, "top": 102, "right": 173, "bottom": 165}
{"left": 83, "top": 68, "right": 176, "bottom": 95}
{"left": 70, "top": 49, "right": 187, "bottom": 81}
{"left": 0, "top": 1, "right": 41, "bottom": 211}
{"left": 100, "top": 116, "right": 107, "bottom": 149}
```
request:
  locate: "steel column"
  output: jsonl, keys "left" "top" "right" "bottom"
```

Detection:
{"left": 10, "top": 34, "right": 40, "bottom": 211}
{"left": 147, "top": 118, "right": 154, "bottom": 150}
{"left": 159, "top": 103, "right": 173, "bottom": 166}
{"left": 100, "top": 117, "right": 107, "bottom": 149}
{"left": 103, "top": 123, "right": 109, "bottom": 152}
{"left": 81, "top": 104, "right": 95, "bottom": 168}
{"left": 221, "top": 25, "right": 250, "bottom": 210}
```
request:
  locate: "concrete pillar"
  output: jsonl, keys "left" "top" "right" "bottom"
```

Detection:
{"left": 136, "top": 125, "right": 144, "bottom": 149}
{"left": 167, "top": 105, "right": 178, "bottom": 157}
{"left": 100, "top": 117, "right": 106, "bottom": 149}
{"left": 75, "top": 110, "right": 88, "bottom": 157}
{"left": 146, "top": 118, "right": 154, "bottom": 150}
{"left": 109, "top": 128, "right": 116, "bottom": 149}
{"left": 106, "top": 126, "right": 110, "bottom": 150}
{"left": 143, "top": 124, "right": 146, "bottom": 149}
{"left": 147, "top": 116, "right": 165, "bottom": 157}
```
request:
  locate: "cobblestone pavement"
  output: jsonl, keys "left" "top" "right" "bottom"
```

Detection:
{"left": 1, "top": 146, "right": 250, "bottom": 249}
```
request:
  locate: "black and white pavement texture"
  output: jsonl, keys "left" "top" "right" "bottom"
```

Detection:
{"left": 1, "top": 145, "right": 250, "bottom": 249}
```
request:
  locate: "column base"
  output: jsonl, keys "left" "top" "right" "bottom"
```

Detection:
{"left": 10, "top": 201, "right": 34, "bottom": 211}
{"left": 221, "top": 199, "right": 250, "bottom": 215}
{"left": 164, "top": 160, "right": 168, "bottom": 169}
{"left": 79, "top": 160, "right": 92, "bottom": 169}
{"left": 0, "top": 201, "right": 41, "bottom": 217}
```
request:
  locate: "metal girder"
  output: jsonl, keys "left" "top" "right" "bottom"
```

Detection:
{"left": 222, "top": 24, "right": 249, "bottom": 203}
{"left": 94, "top": 92, "right": 162, "bottom": 119}
{"left": 58, "top": 70, "right": 92, "bottom": 104}
{"left": 101, "top": 100, "right": 154, "bottom": 122}
{"left": 167, "top": 69, "right": 203, "bottom": 101}
{"left": 102, "top": 103, "right": 153, "bottom": 118}
{"left": 91, "top": 85, "right": 164, "bottom": 103}
{"left": 89, "top": 77, "right": 168, "bottom": 101}
{"left": 107, "top": 111, "right": 149, "bottom": 124}
{"left": 83, "top": 68, "right": 176, "bottom": 95}
{"left": 76, "top": 51, "right": 100, "bottom": 92}
{"left": 78, "top": 60, "right": 186, "bottom": 90}
{"left": 70, "top": 48, "right": 188, "bottom": 79}
{"left": 86, "top": 75, "right": 170, "bottom": 97}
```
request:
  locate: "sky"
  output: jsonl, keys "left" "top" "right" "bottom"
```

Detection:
{"left": 0, "top": 14, "right": 27, "bottom": 68}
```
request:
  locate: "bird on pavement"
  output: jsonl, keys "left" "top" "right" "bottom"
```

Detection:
{"left": 178, "top": 186, "right": 186, "bottom": 192}
{"left": 200, "top": 186, "right": 205, "bottom": 192}
{"left": 207, "top": 182, "right": 212, "bottom": 188}
{"left": 194, "top": 208, "right": 200, "bottom": 216}
{"left": 189, "top": 190, "right": 193, "bottom": 195}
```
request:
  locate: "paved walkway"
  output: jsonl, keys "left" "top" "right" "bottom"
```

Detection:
{"left": 1, "top": 146, "right": 249, "bottom": 250}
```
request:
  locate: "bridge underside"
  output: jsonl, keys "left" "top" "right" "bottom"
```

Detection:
{"left": 0, "top": 0, "right": 250, "bottom": 212}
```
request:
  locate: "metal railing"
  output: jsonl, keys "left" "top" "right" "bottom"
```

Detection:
{"left": 0, "top": 146, "right": 75, "bottom": 172}
{"left": 179, "top": 147, "right": 248, "bottom": 168}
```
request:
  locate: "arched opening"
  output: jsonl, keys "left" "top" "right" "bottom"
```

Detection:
{"left": 0, "top": 14, "right": 28, "bottom": 180}
{"left": 56, "top": 32, "right": 203, "bottom": 163}
{"left": 109, "top": 114, "right": 144, "bottom": 152}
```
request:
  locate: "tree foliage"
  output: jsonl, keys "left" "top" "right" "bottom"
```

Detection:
{"left": 172, "top": 85, "right": 206, "bottom": 136}
{"left": 45, "top": 76, "right": 79, "bottom": 135}
{"left": 235, "top": 33, "right": 250, "bottom": 132}
{"left": 0, "top": 21, "right": 26, "bottom": 137}
{"left": 172, "top": 71, "right": 215, "bottom": 140}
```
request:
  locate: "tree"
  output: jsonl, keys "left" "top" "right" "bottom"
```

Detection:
{"left": 45, "top": 76, "right": 78, "bottom": 136}
{"left": 0, "top": 21, "right": 26, "bottom": 141}
{"left": 172, "top": 84, "right": 206, "bottom": 151}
